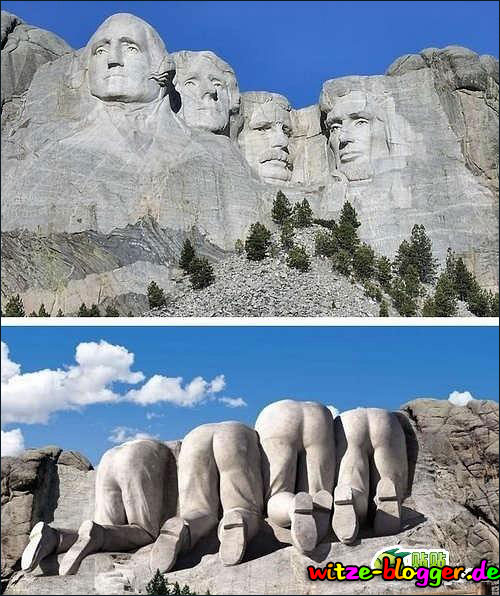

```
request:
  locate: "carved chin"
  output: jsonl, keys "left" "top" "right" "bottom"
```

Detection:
{"left": 340, "top": 158, "right": 373, "bottom": 182}
{"left": 259, "top": 161, "right": 292, "bottom": 184}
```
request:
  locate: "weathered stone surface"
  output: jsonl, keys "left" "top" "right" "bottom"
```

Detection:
{"left": 1, "top": 13, "right": 498, "bottom": 310}
{"left": 1, "top": 10, "right": 71, "bottom": 113}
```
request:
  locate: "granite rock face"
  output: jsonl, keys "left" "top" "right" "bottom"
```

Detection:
{"left": 1, "top": 11, "right": 498, "bottom": 313}
{"left": 2, "top": 399, "right": 498, "bottom": 595}
{"left": 0, "top": 447, "right": 93, "bottom": 588}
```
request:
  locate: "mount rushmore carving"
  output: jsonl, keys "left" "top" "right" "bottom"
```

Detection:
{"left": 1, "top": 12, "right": 498, "bottom": 313}
{"left": 19, "top": 400, "right": 410, "bottom": 579}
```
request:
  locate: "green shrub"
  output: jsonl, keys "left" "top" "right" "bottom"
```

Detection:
{"left": 272, "top": 190, "right": 293, "bottom": 224}
{"left": 353, "top": 243, "right": 376, "bottom": 280}
{"left": 292, "top": 199, "right": 313, "bottom": 228}
{"left": 179, "top": 239, "right": 196, "bottom": 273}
{"left": 189, "top": 257, "right": 215, "bottom": 290}
{"left": 314, "top": 230, "right": 337, "bottom": 257}
{"left": 286, "top": 245, "right": 310, "bottom": 272}
{"left": 280, "top": 220, "right": 295, "bottom": 250}
{"left": 332, "top": 249, "right": 352, "bottom": 276}
{"left": 147, "top": 281, "right": 167, "bottom": 309}
{"left": 4, "top": 294, "right": 25, "bottom": 317}
{"left": 245, "top": 222, "right": 272, "bottom": 261}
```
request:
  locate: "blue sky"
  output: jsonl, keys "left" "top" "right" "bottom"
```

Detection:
{"left": 3, "top": 1, "right": 498, "bottom": 107}
{"left": 2, "top": 326, "right": 498, "bottom": 464}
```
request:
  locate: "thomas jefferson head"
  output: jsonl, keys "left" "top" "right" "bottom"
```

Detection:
{"left": 238, "top": 92, "right": 293, "bottom": 184}
{"left": 84, "top": 13, "right": 173, "bottom": 104}
{"left": 172, "top": 51, "right": 240, "bottom": 135}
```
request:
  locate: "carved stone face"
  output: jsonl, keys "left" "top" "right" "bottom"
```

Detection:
{"left": 88, "top": 14, "right": 161, "bottom": 104}
{"left": 175, "top": 55, "right": 232, "bottom": 133}
{"left": 325, "top": 91, "right": 374, "bottom": 181}
{"left": 239, "top": 98, "right": 293, "bottom": 184}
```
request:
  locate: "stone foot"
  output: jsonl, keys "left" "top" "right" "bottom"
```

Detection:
{"left": 374, "top": 477, "right": 401, "bottom": 536}
{"left": 313, "top": 489, "right": 333, "bottom": 542}
{"left": 290, "top": 492, "right": 317, "bottom": 553}
{"left": 332, "top": 485, "right": 358, "bottom": 545}
{"left": 149, "top": 517, "right": 189, "bottom": 574}
{"left": 21, "top": 522, "right": 59, "bottom": 572}
{"left": 59, "top": 520, "right": 104, "bottom": 576}
{"left": 219, "top": 510, "right": 247, "bottom": 566}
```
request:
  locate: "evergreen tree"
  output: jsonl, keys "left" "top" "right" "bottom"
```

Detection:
{"left": 331, "top": 249, "right": 352, "bottom": 276}
{"left": 313, "top": 218, "right": 338, "bottom": 231}
{"left": 147, "top": 281, "right": 167, "bottom": 309}
{"left": 466, "top": 280, "right": 491, "bottom": 317}
{"left": 432, "top": 273, "right": 458, "bottom": 317}
{"left": 271, "top": 190, "right": 293, "bottom": 224}
{"left": 489, "top": 292, "right": 499, "bottom": 317}
{"left": 105, "top": 305, "right": 120, "bottom": 317}
{"left": 394, "top": 224, "right": 437, "bottom": 283}
{"left": 402, "top": 265, "right": 422, "bottom": 299}
{"left": 77, "top": 303, "right": 89, "bottom": 317}
{"left": 376, "top": 256, "right": 393, "bottom": 290}
{"left": 421, "top": 296, "right": 436, "bottom": 317}
{"left": 390, "top": 278, "right": 418, "bottom": 317}
{"left": 352, "top": 243, "right": 375, "bottom": 280}
{"left": 314, "top": 230, "right": 337, "bottom": 257}
{"left": 179, "top": 239, "right": 196, "bottom": 273}
{"left": 4, "top": 295, "right": 25, "bottom": 317}
{"left": 286, "top": 245, "right": 310, "bottom": 272}
{"left": 453, "top": 257, "right": 475, "bottom": 301}
{"left": 57, "top": 309, "right": 64, "bottom": 317}
{"left": 89, "top": 303, "right": 101, "bottom": 317}
{"left": 293, "top": 199, "right": 313, "bottom": 228}
{"left": 336, "top": 201, "right": 361, "bottom": 253}
{"left": 244, "top": 222, "right": 272, "bottom": 261}
{"left": 234, "top": 239, "right": 244, "bottom": 255}
{"left": 146, "top": 570, "right": 170, "bottom": 595}
{"left": 280, "top": 219, "right": 295, "bottom": 250}
{"left": 379, "top": 300, "right": 389, "bottom": 317}
{"left": 38, "top": 303, "right": 50, "bottom": 317}
{"left": 189, "top": 257, "right": 215, "bottom": 290}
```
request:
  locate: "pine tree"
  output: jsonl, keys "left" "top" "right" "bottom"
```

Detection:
{"left": 314, "top": 230, "right": 337, "bottom": 257}
{"left": 453, "top": 257, "right": 475, "bottom": 301}
{"left": 421, "top": 296, "right": 436, "bottom": 317}
{"left": 4, "top": 295, "right": 25, "bottom": 317}
{"left": 489, "top": 292, "right": 499, "bottom": 317}
{"left": 286, "top": 245, "right": 310, "bottom": 272}
{"left": 189, "top": 257, "right": 215, "bottom": 289}
{"left": 272, "top": 190, "right": 292, "bottom": 224}
{"left": 179, "top": 239, "right": 196, "bottom": 273}
{"left": 432, "top": 273, "right": 457, "bottom": 317}
{"left": 38, "top": 303, "right": 50, "bottom": 317}
{"left": 402, "top": 265, "right": 422, "bottom": 299}
{"left": 376, "top": 256, "right": 393, "bottom": 290}
{"left": 331, "top": 249, "right": 352, "bottom": 276}
{"left": 394, "top": 224, "right": 437, "bottom": 283}
{"left": 390, "top": 278, "right": 418, "bottom": 317}
{"left": 352, "top": 243, "right": 375, "bottom": 280}
{"left": 88, "top": 304, "right": 101, "bottom": 317}
{"left": 336, "top": 201, "right": 361, "bottom": 253}
{"left": 293, "top": 199, "right": 313, "bottom": 228}
{"left": 147, "top": 281, "right": 167, "bottom": 309}
{"left": 105, "top": 305, "right": 120, "bottom": 317}
{"left": 244, "top": 222, "right": 272, "bottom": 261}
{"left": 77, "top": 303, "right": 89, "bottom": 316}
{"left": 146, "top": 569, "right": 170, "bottom": 595}
{"left": 466, "top": 280, "right": 491, "bottom": 317}
{"left": 379, "top": 300, "right": 389, "bottom": 317}
{"left": 57, "top": 309, "right": 64, "bottom": 317}
{"left": 280, "top": 219, "right": 295, "bottom": 250}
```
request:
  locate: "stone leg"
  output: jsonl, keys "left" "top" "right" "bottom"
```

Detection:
{"left": 333, "top": 410, "right": 370, "bottom": 544}
{"left": 61, "top": 439, "right": 170, "bottom": 576}
{"left": 150, "top": 425, "right": 219, "bottom": 574}
{"left": 214, "top": 423, "right": 264, "bottom": 565}
{"left": 21, "top": 523, "right": 78, "bottom": 572}
{"left": 368, "top": 409, "right": 408, "bottom": 536}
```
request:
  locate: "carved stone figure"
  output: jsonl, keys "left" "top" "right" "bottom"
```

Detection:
{"left": 238, "top": 91, "right": 293, "bottom": 184}
{"left": 172, "top": 50, "right": 240, "bottom": 136}
{"left": 21, "top": 439, "right": 172, "bottom": 575}
{"left": 333, "top": 407, "right": 408, "bottom": 544}
{"left": 254, "top": 399, "right": 335, "bottom": 553}
{"left": 149, "top": 421, "right": 263, "bottom": 572}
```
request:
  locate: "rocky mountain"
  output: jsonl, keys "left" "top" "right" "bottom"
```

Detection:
{"left": 1, "top": 11, "right": 498, "bottom": 316}
{"left": 1, "top": 398, "right": 498, "bottom": 595}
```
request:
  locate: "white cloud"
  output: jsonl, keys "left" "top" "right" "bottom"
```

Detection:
{"left": 448, "top": 390, "right": 475, "bottom": 407}
{"left": 146, "top": 412, "right": 163, "bottom": 420}
{"left": 1, "top": 342, "right": 20, "bottom": 383}
{"left": 327, "top": 405, "right": 341, "bottom": 419}
{"left": 125, "top": 373, "right": 225, "bottom": 407}
{"left": 108, "top": 426, "right": 158, "bottom": 445}
{"left": 218, "top": 397, "right": 247, "bottom": 408}
{"left": 1, "top": 428, "right": 25, "bottom": 456}
{"left": 1, "top": 340, "right": 143, "bottom": 425}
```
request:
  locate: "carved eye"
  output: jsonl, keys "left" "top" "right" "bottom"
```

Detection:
{"left": 212, "top": 80, "right": 223, "bottom": 88}
{"left": 184, "top": 80, "right": 196, "bottom": 87}
{"left": 354, "top": 119, "right": 368, "bottom": 126}
{"left": 283, "top": 126, "right": 292, "bottom": 137}
{"left": 95, "top": 47, "right": 107, "bottom": 55}
{"left": 256, "top": 124, "right": 271, "bottom": 132}
{"left": 329, "top": 124, "right": 341, "bottom": 132}
{"left": 127, "top": 45, "right": 139, "bottom": 54}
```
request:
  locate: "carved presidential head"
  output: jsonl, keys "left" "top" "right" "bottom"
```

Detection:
{"left": 83, "top": 13, "right": 173, "bottom": 104}
{"left": 238, "top": 92, "right": 293, "bottom": 184}
{"left": 172, "top": 51, "right": 240, "bottom": 135}
{"left": 320, "top": 78, "right": 391, "bottom": 181}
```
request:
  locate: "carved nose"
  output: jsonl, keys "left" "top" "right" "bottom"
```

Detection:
{"left": 107, "top": 45, "right": 124, "bottom": 68}
{"left": 338, "top": 139, "right": 351, "bottom": 151}
{"left": 271, "top": 126, "right": 288, "bottom": 148}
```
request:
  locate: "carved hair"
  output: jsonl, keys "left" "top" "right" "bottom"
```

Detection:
{"left": 239, "top": 91, "right": 291, "bottom": 121}
{"left": 172, "top": 50, "right": 240, "bottom": 115}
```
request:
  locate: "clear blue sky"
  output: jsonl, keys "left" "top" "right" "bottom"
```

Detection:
{"left": 3, "top": 1, "right": 498, "bottom": 107}
{"left": 2, "top": 326, "right": 498, "bottom": 464}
